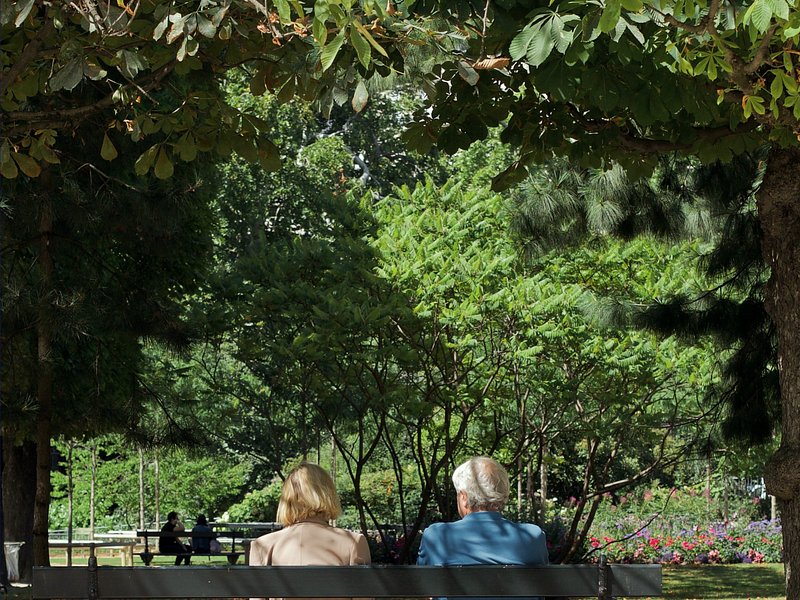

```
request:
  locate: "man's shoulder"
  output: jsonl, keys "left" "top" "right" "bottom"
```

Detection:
{"left": 500, "top": 519, "right": 546, "bottom": 539}
{"left": 509, "top": 520, "right": 544, "bottom": 532}
{"left": 421, "top": 520, "right": 451, "bottom": 535}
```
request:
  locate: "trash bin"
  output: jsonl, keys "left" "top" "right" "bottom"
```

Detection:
{"left": 4, "top": 542, "right": 24, "bottom": 582}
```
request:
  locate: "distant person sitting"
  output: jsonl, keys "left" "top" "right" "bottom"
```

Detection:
{"left": 417, "top": 457, "right": 548, "bottom": 599}
{"left": 249, "top": 462, "right": 371, "bottom": 600}
{"left": 160, "top": 511, "right": 192, "bottom": 565}
{"left": 191, "top": 514, "right": 214, "bottom": 554}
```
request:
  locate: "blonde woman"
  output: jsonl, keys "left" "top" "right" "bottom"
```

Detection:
{"left": 249, "top": 463, "right": 371, "bottom": 600}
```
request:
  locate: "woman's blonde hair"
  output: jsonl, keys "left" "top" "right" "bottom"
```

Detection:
{"left": 276, "top": 463, "right": 342, "bottom": 526}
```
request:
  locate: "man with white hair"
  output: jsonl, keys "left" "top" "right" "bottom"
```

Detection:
{"left": 417, "top": 456, "right": 548, "bottom": 569}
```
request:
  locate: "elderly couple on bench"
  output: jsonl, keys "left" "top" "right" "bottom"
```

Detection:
{"left": 248, "top": 457, "right": 548, "bottom": 600}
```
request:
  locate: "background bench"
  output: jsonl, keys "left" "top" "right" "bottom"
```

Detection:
{"left": 33, "top": 560, "right": 662, "bottom": 600}
{"left": 136, "top": 530, "right": 246, "bottom": 565}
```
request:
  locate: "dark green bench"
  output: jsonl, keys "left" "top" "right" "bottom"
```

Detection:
{"left": 33, "top": 558, "right": 662, "bottom": 599}
{"left": 135, "top": 529, "right": 245, "bottom": 565}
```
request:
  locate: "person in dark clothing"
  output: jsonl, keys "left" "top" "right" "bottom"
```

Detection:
{"left": 160, "top": 511, "right": 191, "bottom": 565}
{"left": 191, "top": 514, "right": 214, "bottom": 554}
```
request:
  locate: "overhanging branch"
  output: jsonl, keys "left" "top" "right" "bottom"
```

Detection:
{"left": 4, "top": 61, "right": 176, "bottom": 135}
{"left": 0, "top": 20, "right": 55, "bottom": 95}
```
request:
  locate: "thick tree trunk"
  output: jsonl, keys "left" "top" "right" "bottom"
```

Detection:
{"left": 758, "top": 146, "right": 800, "bottom": 598}
{"left": 33, "top": 198, "right": 54, "bottom": 567}
{"left": 3, "top": 440, "right": 36, "bottom": 582}
{"left": 0, "top": 433, "right": 7, "bottom": 589}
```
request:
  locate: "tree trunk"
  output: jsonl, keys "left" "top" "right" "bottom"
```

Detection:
{"left": 0, "top": 432, "right": 8, "bottom": 588}
{"left": 330, "top": 434, "right": 337, "bottom": 527}
{"left": 67, "top": 443, "right": 73, "bottom": 567}
{"left": 772, "top": 495, "right": 778, "bottom": 522}
{"left": 539, "top": 444, "right": 549, "bottom": 524}
{"left": 90, "top": 443, "right": 96, "bottom": 539}
{"left": 517, "top": 456, "right": 523, "bottom": 521}
{"left": 526, "top": 457, "right": 536, "bottom": 524}
{"left": 154, "top": 454, "right": 160, "bottom": 527}
{"left": 33, "top": 196, "right": 54, "bottom": 567}
{"left": 3, "top": 440, "right": 36, "bottom": 582}
{"left": 138, "top": 447, "right": 145, "bottom": 529}
{"left": 759, "top": 146, "right": 800, "bottom": 598}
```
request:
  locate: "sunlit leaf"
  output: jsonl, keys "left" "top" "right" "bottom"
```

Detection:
{"left": 457, "top": 61, "right": 479, "bottom": 86}
{"left": 510, "top": 25, "right": 537, "bottom": 61}
{"left": 1, "top": 142, "right": 18, "bottom": 179}
{"left": 320, "top": 31, "right": 345, "bottom": 71}
{"left": 15, "top": 0, "right": 34, "bottom": 26}
{"left": 135, "top": 145, "right": 159, "bottom": 176}
{"left": 352, "top": 80, "right": 369, "bottom": 112}
{"left": 352, "top": 19, "right": 389, "bottom": 57}
{"left": 526, "top": 26, "right": 556, "bottom": 67}
{"left": 154, "top": 147, "right": 174, "bottom": 179}
{"left": 12, "top": 152, "right": 41, "bottom": 177}
{"left": 49, "top": 59, "right": 84, "bottom": 92}
{"left": 101, "top": 133, "right": 118, "bottom": 161}
{"left": 351, "top": 26, "right": 371, "bottom": 69}
{"left": 275, "top": 0, "right": 291, "bottom": 23}
{"left": 599, "top": 0, "right": 622, "bottom": 33}
{"left": 312, "top": 17, "right": 328, "bottom": 45}
{"left": 196, "top": 15, "right": 216, "bottom": 38}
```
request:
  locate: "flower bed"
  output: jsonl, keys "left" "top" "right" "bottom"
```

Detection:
{"left": 588, "top": 517, "right": 783, "bottom": 564}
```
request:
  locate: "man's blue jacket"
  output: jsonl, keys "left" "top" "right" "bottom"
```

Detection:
{"left": 416, "top": 511, "right": 549, "bottom": 600}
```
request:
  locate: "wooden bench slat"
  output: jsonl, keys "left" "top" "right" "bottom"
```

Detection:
{"left": 32, "top": 565, "right": 662, "bottom": 599}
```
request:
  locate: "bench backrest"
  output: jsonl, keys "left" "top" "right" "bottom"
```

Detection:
{"left": 33, "top": 563, "right": 662, "bottom": 599}
{"left": 136, "top": 530, "right": 243, "bottom": 538}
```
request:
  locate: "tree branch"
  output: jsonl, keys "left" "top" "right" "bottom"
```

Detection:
{"left": 4, "top": 61, "right": 176, "bottom": 135}
{"left": 660, "top": 0, "right": 721, "bottom": 36}
{"left": 0, "top": 19, "right": 54, "bottom": 96}
{"left": 743, "top": 23, "right": 780, "bottom": 75}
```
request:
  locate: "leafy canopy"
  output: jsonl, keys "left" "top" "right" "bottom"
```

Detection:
{"left": 1, "top": 0, "right": 411, "bottom": 178}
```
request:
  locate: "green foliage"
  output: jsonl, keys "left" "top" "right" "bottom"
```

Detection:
{"left": 1, "top": 130, "right": 217, "bottom": 443}
{"left": 0, "top": 0, "right": 414, "bottom": 178}
{"left": 49, "top": 436, "right": 250, "bottom": 529}
{"left": 225, "top": 479, "right": 283, "bottom": 523}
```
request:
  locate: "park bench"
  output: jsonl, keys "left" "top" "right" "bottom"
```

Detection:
{"left": 136, "top": 529, "right": 246, "bottom": 565}
{"left": 33, "top": 557, "right": 662, "bottom": 600}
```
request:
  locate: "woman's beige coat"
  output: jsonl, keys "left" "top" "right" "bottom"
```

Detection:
{"left": 248, "top": 518, "right": 371, "bottom": 600}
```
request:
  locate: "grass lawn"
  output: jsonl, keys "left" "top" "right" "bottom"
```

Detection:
{"left": 661, "top": 563, "right": 786, "bottom": 599}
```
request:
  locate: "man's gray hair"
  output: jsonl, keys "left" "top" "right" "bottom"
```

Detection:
{"left": 451, "top": 456, "right": 509, "bottom": 511}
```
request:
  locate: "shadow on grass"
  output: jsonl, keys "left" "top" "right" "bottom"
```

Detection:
{"left": 663, "top": 563, "right": 785, "bottom": 599}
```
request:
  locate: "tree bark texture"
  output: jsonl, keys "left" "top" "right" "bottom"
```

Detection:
{"left": 33, "top": 196, "right": 54, "bottom": 567}
{"left": 758, "top": 146, "right": 800, "bottom": 598}
{"left": 2, "top": 439, "right": 36, "bottom": 582}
